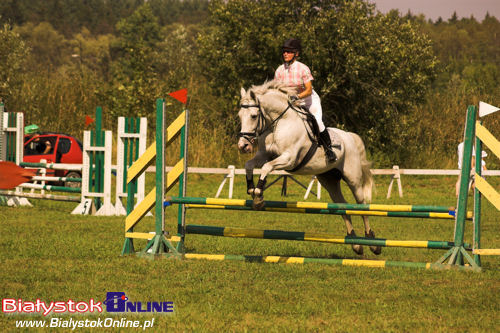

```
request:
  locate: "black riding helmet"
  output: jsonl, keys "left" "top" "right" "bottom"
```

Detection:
{"left": 282, "top": 38, "right": 301, "bottom": 53}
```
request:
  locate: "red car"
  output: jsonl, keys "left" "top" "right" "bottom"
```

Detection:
{"left": 23, "top": 133, "right": 83, "bottom": 186}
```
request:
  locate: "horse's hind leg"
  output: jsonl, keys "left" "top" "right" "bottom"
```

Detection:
{"left": 317, "top": 170, "right": 363, "bottom": 255}
{"left": 346, "top": 182, "right": 382, "bottom": 255}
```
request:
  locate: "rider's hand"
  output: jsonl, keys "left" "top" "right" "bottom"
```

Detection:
{"left": 289, "top": 95, "right": 299, "bottom": 103}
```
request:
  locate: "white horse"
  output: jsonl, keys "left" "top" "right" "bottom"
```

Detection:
{"left": 237, "top": 81, "right": 381, "bottom": 255}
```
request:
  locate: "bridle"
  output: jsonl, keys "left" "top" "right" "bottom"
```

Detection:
{"left": 238, "top": 99, "right": 293, "bottom": 145}
{"left": 238, "top": 101, "right": 265, "bottom": 144}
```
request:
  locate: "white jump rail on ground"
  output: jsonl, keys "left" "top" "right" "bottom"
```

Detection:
{"left": 146, "top": 165, "right": 500, "bottom": 199}
{"left": 1, "top": 160, "right": 83, "bottom": 206}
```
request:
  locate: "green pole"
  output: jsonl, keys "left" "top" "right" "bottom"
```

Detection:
{"left": 95, "top": 106, "right": 103, "bottom": 210}
{"left": 7, "top": 113, "right": 15, "bottom": 162}
{"left": 432, "top": 105, "right": 480, "bottom": 269}
{"left": 88, "top": 129, "right": 95, "bottom": 199}
{"left": 454, "top": 106, "right": 476, "bottom": 248}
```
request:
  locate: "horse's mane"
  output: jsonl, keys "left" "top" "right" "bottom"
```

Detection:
{"left": 248, "top": 80, "right": 297, "bottom": 97}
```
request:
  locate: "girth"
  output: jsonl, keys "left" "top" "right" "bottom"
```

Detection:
{"left": 286, "top": 142, "right": 319, "bottom": 173}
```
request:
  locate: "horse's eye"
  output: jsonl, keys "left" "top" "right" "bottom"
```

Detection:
{"left": 251, "top": 115, "right": 258, "bottom": 120}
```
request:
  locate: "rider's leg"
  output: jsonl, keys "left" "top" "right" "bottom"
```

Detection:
{"left": 319, "top": 129, "right": 337, "bottom": 162}
{"left": 307, "top": 92, "right": 337, "bottom": 162}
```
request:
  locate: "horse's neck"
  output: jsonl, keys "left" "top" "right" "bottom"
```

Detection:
{"left": 261, "top": 94, "right": 307, "bottom": 142}
{"left": 261, "top": 94, "right": 300, "bottom": 124}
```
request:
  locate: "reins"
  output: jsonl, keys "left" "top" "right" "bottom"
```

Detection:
{"left": 239, "top": 94, "right": 321, "bottom": 173}
{"left": 238, "top": 100, "right": 292, "bottom": 144}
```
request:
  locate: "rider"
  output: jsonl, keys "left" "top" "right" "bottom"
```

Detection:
{"left": 274, "top": 38, "right": 337, "bottom": 162}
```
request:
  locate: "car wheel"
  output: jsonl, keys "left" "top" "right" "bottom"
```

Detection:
{"left": 64, "top": 171, "right": 82, "bottom": 188}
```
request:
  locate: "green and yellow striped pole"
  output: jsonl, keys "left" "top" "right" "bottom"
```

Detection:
{"left": 183, "top": 203, "right": 470, "bottom": 220}
{"left": 183, "top": 253, "right": 478, "bottom": 271}
{"left": 185, "top": 224, "right": 465, "bottom": 250}
{"left": 165, "top": 196, "right": 456, "bottom": 213}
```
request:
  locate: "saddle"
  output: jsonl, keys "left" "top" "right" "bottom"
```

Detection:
{"left": 285, "top": 105, "right": 321, "bottom": 172}
{"left": 286, "top": 104, "right": 342, "bottom": 172}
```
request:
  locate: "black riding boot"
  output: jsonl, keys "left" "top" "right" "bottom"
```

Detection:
{"left": 319, "top": 129, "right": 337, "bottom": 162}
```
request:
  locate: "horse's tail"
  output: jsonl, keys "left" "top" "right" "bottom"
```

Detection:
{"left": 351, "top": 133, "right": 373, "bottom": 203}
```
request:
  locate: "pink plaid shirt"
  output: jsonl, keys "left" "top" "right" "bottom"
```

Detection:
{"left": 274, "top": 61, "right": 314, "bottom": 94}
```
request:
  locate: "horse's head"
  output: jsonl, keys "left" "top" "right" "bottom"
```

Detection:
{"left": 237, "top": 87, "right": 262, "bottom": 153}
{"left": 238, "top": 82, "right": 294, "bottom": 154}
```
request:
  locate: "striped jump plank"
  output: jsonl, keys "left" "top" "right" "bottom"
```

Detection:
{"left": 0, "top": 190, "right": 80, "bottom": 202}
{"left": 184, "top": 203, "right": 472, "bottom": 220}
{"left": 19, "top": 183, "right": 81, "bottom": 193}
{"left": 185, "top": 224, "right": 457, "bottom": 249}
{"left": 473, "top": 249, "right": 500, "bottom": 255}
{"left": 165, "top": 196, "right": 455, "bottom": 213}
{"left": 183, "top": 254, "right": 479, "bottom": 271}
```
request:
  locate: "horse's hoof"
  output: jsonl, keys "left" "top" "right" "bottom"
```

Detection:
{"left": 247, "top": 188, "right": 255, "bottom": 198}
{"left": 347, "top": 230, "right": 363, "bottom": 255}
{"left": 352, "top": 244, "right": 363, "bottom": 255}
{"left": 365, "top": 229, "right": 382, "bottom": 255}
{"left": 252, "top": 196, "right": 265, "bottom": 210}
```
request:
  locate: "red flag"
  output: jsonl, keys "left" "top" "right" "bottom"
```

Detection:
{"left": 0, "top": 161, "right": 36, "bottom": 189}
{"left": 168, "top": 89, "right": 188, "bottom": 104}
{"left": 85, "top": 115, "right": 95, "bottom": 126}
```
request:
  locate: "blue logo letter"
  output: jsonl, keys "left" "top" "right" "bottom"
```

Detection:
{"left": 104, "top": 292, "right": 128, "bottom": 312}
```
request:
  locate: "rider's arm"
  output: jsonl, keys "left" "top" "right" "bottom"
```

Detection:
{"left": 297, "top": 80, "right": 312, "bottom": 99}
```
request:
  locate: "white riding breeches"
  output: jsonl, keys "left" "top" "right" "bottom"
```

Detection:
{"left": 302, "top": 90, "right": 325, "bottom": 132}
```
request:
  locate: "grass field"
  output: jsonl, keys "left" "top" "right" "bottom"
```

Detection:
{"left": 1, "top": 173, "right": 499, "bottom": 332}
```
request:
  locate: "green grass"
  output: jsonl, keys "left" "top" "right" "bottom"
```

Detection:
{"left": 1, "top": 174, "right": 499, "bottom": 332}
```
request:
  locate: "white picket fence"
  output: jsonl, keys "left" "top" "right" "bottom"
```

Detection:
{"left": 146, "top": 165, "right": 500, "bottom": 199}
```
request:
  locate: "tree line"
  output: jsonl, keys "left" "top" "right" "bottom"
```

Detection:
{"left": 0, "top": 0, "right": 498, "bottom": 168}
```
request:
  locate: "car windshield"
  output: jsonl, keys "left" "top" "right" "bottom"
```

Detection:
{"left": 24, "top": 136, "right": 57, "bottom": 155}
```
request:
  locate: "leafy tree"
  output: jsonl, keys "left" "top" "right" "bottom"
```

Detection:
{"left": 15, "top": 22, "right": 70, "bottom": 70}
{"left": 0, "top": 23, "right": 29, "bottom": 104}
{"left": 70, "top": 27, "right": 115, "bottom": 81}
{"left": 0, "top": 0, "right": 208, "bottom": 36}
{"left": 108, "top": 3, "right": 164, "bottom": 118}
{"left": 198, "top": 0, "right": 438, "bottom": 160}
{"left": 148, "top": 0, "right": 209, "bottom": 25}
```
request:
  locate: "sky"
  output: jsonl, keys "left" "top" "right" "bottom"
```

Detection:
{"left": 370, "top": 0, "right": 500, "bottom": 21}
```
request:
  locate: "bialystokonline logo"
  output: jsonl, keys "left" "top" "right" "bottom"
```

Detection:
{"left": 2, "top": 293, "right": 173, "bottom": 316}
{"left": 104, "top": 292, "right": 173, "bottom": 313}
{"left": 2, "top": 299, "right": 103, "bottom": 316}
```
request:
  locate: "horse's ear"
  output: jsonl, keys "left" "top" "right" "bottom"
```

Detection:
{"left": 240, "top": 87, "right": 246, "bottom": 98}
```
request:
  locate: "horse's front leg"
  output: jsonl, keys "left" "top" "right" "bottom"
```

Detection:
{"left": 244, "top": 151, "right": 270, "bottom": 198}
{"left": 253, "top": 152, "right": 294, "bottom": 209}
